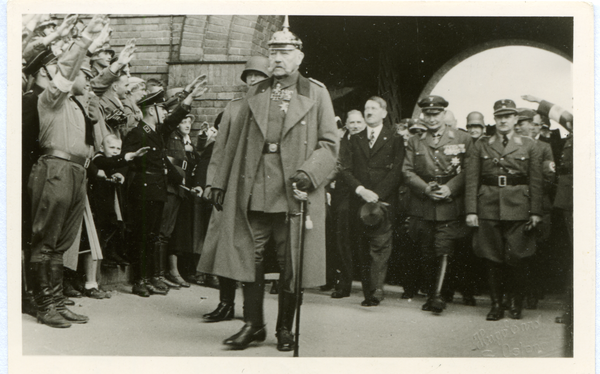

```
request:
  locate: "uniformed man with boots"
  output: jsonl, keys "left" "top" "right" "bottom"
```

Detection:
{"left": 465, "top": 99, "right": 543, "bottom": 321}
{"left": 402, "top": 95, "right": 473, "bottom": 314}
{"left": 202, "top": 56, "right": 270, "bottom": 323}
{"left": 201, "top": 17, "right": 338, "bottom": 351}
{"left": 28, "top": 15, "right": 109, "bottom": 328}
{"left": 122, "top": 80, "right": 207, "bottom": 297}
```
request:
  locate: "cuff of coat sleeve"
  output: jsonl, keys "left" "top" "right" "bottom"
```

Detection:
{"left": 355, "top": 185, "right": 365, "bottom": 195}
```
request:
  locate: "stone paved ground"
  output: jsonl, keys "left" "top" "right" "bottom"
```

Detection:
{"left": 21, "top": 282, "right": 567, "bottom": 359}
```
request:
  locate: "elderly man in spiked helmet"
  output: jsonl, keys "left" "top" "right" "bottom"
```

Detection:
{"left": 200, "top": 17, "right": 338, "bottom": 351}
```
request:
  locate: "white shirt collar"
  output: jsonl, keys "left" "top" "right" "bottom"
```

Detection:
{"left": 367, "top": 123, "right": 383, "bottom": 142}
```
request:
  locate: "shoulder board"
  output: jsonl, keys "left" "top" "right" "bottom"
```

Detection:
{"left": 23, "top": 90, "right": 34, "bottom": 96}
{"left": 249, "top": 77, "right": 268, "bottom": 86}
{"left": 309, "top": 78, "right": 325, "bottom": 88}
{"left": 143, "top": 125, "right": 153, "bottom": 134}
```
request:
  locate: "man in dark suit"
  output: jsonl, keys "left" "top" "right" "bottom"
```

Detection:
{"left": 340, "top": 97, "right": 405, "bottom": 306}
{"left": 403, "top": 95, "right": 473, "bottom": 314}
{"left": 465, "top": 99, "right": 543, "bottom": 321}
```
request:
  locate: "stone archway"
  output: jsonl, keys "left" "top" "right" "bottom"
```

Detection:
{"left": 412, "top": 39, "right": 573, "bottom": 118}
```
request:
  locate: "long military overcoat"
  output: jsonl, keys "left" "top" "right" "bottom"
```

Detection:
{"left": 198, "top": 74, "right": 339, "bottom": 289}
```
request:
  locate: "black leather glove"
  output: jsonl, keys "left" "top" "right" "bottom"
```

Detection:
{"left": 208, "top": 188, "right": 225, "bottom": 211}
{"left": 290, "top": 171, "right": 313, "bottom": 192}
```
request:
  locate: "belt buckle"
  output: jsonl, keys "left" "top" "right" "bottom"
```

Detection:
{"left": 498, "top": 175, "right": 507, "bottom": 187}
{"left": 268, "top": 143, "right": 278, "bottom": 153}
{"left": 84, "top": 158, "right": 90, "bottom": 169}
{"left": 181, "top": 160, "right": 188, "bottom": 171}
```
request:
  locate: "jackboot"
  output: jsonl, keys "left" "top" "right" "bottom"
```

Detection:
{"left": 507, "top": 264, "right": 526, "bottom": 320}
{"left": 204, "top": 277, "right": 236, "bottom": 322}
{"left": 223, "top": 263, "right": 265, "bottom": 350}
{"left": 32, "top": 262, "right": 71, "bottom": 328}
{"left": 275, "top": 289, "right": 296, "bottom": 352}
{"left": 50, "top": 263, "right": 88, "bottom": 324}
{"left": 421, "top": 258, "right": 437, "bottom": 311}
{"left": 153, "top": 242, "right": 179, "bottom": 290}
{"left": 429, "top": 255, "right": 449, "bottom": 313}
{"left": 486, "top": 261, "right": 504, "bottom": 321}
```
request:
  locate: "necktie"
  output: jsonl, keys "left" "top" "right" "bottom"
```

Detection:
{"left": 369, "top": 130, "right": 376, "bottom": 148}
{"left": 502, "top": 134, "right": 508, "bottom": 148}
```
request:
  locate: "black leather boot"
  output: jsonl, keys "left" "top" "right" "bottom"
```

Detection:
{"left": 153, "top": 242, "right": 178, "bottom": 290}
{"left": 429, "top": 255, "right": 449, "bottom": 313}
{"left": 223, "top": 264, "right": 265, "bottom": 350}
{"left": 132, "top": 279, "right": 150, "bottom": 297}
{"left": 32, "top": 262, "right": 71, "bottom": 328}
{"left": 50, "top": 264, "right": 88, "bottom": 324}
{"left": 486, "top": 261, "right": 504, "bottom": 321}
{"left": 145, "top": 279, "right": 169, "bottom": 295}
{"left": 276, "top": 290, "right": 296, "bottom": 352}
{"left": 507, "top": 264, "right": 526, "bottom": 319}
{"left": 204, "top": 277, "right": 236, "bottom": 322}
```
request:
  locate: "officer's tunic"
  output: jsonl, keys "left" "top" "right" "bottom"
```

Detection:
{"left": 465, "top": 132, "right": 543, "bottom": 264}
{"left": 28, "top": 36, "right": 94, "bottom": 264}
{"left": 402, "top": 126, "right": 472, "bottom": 258}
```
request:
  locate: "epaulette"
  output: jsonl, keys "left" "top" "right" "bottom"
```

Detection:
{"left": 143, "top": 125, "right": 153, "bottom": 134}
{"left": 309, "top": 78, "right": 325, "bottom": 88}
{"left": 23, "top": 90, "right": 34, "bottom": 96}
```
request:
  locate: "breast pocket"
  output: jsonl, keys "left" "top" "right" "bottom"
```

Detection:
{"left": 509, "top": 154, "right": 529, "bottom": 173}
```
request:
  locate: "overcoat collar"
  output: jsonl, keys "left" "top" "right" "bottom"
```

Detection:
{"left": 247, "top": 73, "right": 315, "bottom": 139}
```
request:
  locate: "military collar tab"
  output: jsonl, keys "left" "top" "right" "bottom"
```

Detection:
{"left": 514, "top": 135, "right": 523, "bottom": 145}
{"left": 143, "top": 124, "right": 153, "bottom": 134}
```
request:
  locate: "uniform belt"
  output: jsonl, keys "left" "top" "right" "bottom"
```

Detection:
{"left": 263, "top": 142, "right": 280, "bottom": 154}
{"left": 482, "top": 175, "right": 528, "bottom": 187}
{"left": 42, "top": 148, "right": 90, "bottom": 168}
{"left": 167, "top": 156, "right": 188, "bottom": 171}
{"left": 422, "top": 175, "right": 453, "bottom": 185}
{"left": 144, "top": 169, "right": 167, "bottom": 175}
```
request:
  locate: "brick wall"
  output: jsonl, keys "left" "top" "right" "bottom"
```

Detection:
{"left": 65, "top": 14, "right": 284, "bottom": 136}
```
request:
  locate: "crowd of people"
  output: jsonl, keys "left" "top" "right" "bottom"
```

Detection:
{"left": 21, "top": 14, "right": 573, "bottom": 353}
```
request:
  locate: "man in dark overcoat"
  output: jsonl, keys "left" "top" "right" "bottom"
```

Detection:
{"left": 200, "top": 21, "right": 338, "bottom": 351}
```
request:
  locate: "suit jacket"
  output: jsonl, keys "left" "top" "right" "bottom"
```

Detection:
{"left": 122, "top": 104, "right": 190, "bottom": 202}
{"left": 465, "top": 133, "right": 543, "bottom": 220}
{"left": 403, "top": 127, "right": 472, "bottom": 221}
{"left": 199, "top": 73, "right": 339, "bottom": 289}
{"left": 340, "top": 125, "right": 405, "bottom": 205}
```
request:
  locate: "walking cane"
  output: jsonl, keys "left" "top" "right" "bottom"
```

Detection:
{"left": 292, "top": 184, "right": 311, "bottom": 357}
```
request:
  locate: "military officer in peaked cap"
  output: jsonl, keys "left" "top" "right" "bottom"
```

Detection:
{"left": 465, "top": 99, "right": 543, "bottom": 321}
{"left": 403, "top": 95, "right": 473, "bottom": 314}
{"left": 200, "top": 17, "right": 338, "bottom": 351}
{"left": 122, "top": 79, "right": 207, "bottom": 298}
